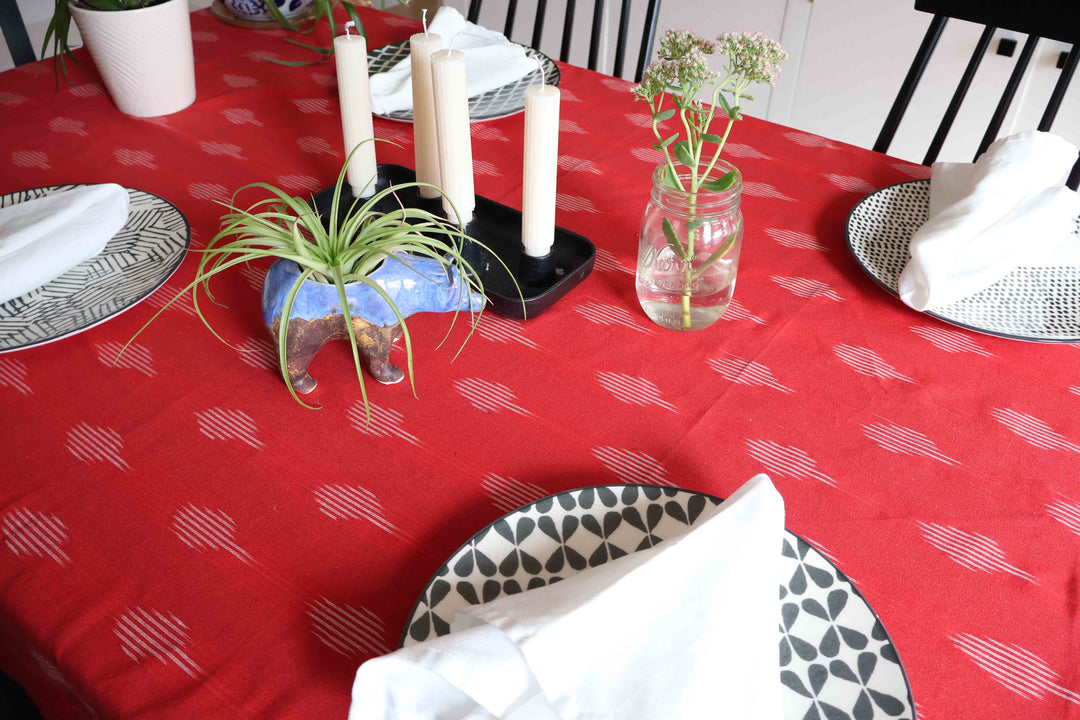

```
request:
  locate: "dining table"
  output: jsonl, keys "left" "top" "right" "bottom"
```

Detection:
{"left": 1, "top": 6, "right": 1078, "bottom": 719}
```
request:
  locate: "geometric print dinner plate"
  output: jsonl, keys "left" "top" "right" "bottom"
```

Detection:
{"left": 368, "top": 40, "right": 561, "bottom": 123}
{"left": 845, "top": 178, "right": 1080, "bottom": 343}
{"left": 403, "top": 485, "right": 916, "bottom": 720}
{"left": 0, "top": 185, "right": 190, "bottom": 353}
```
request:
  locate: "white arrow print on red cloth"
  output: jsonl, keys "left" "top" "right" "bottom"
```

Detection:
{"left": 222, "top": 107, "right": 262, "bottom": 125}
{"left": 200, "top": 140, "right": 245, "bottom": 160}
{"left": 596, "top": 371, "right": 678, "bottom": 412}
{"left": 223, "top": 74, "right": 258, "bottom": 88}
{"left": 2, "top": 508, "right": 69, "bottom": 564}
{"left": 823, "top": 173, "right": 876, "bottom": 194}
{"left": 308, "top": 597, "right": 388, "bottom": 658}
{"left": 473, "top": 159, "right": 501, "bottom": 177}
{"left": 601, "top": 77, "right": 630, "bottom": 91}
{"left": 773, "top": 276, "right": 844, "bottom": 301}
{"left": 891, "top": 162, "right": 931, "bottom": 179}
{"left": 236, "top": 336, "right": 277, "bottom": 370}
{"left": 592, "top": 446, "right": 673, "bottom": 485}
{"left": 992, "top": 408, "right": 1080, "bottom": 452}
{"left": 624, "top": 112, "right": 656, "bottom": 128}
{"left": 723, "top": 142, "right": 771, "bottom": 160}
{"left": 195, "top": 408, "right": 264, "bottom": 449}
{"left": 556, "top": 194, "right": 600, "bottom": 213}
{"left": 559, "top": 119, "right": 589, "bottom": 135}
{"left": 783, "top": 131, "right": 835, "bottom": 149}
{"left": 190, "top": 30, "right": 218, "bottom": 42}
{"left": 313, "top": 485, "right": 398, "bottom": 535}
{"left": 483, "top": 473, "right": 548, "bottom": 513}
{"left": 918, "top": 523, "right": 1033, "bottom": 581}
{"left": 276, "top": 174, "right": 321, "bottom": 193}
{"left": 67, "top": 423, "right": 129, "bottom": 471}
{"left": 764, "top": 228, "right": 828, "bottom": 252}
{"left": 1070, "top": 386, "right": 1080, "bottom": 397}
{"left": 630, "top": 146, "right": 663, "bottom": 165}
{"left": 1046, "top": 498, "right": 1080, "bottom": 535}
{"left": 292, "top": 98, "right": 332, "bottom": 114}
{"left": 708, "top": 355, "right": 793, "bottom": 394}
{"left": 375, "top": 126, "right": 411, "bottom": 144}
{"left": 952, "top": 634, "right": 1080, "bottom": 703}
{"left": 347, "top": 401, "right": 421, "bottom": 445}
{"left": 145, "top": 283, "right": 197, "bottom": 316}
{"left": 114, "top": 148, "right": 157, "bottom": 169}
{"left": 0, "top": 357, "right": 31, "bottom": 395}
{"left": 593, "top": 248, "right": 633, "bottom": 275}
{"left": 97, "top": 341, "right": 156, "bottom": 377}
{"left": 862, "top": 422, "right": 957, "bottom": 464}
{"left": 454, "top": 378, "right": 531, "bottom": 416}
{"left": 470, "top": 124, "right": 510, "bottom": 142}
{"left": 309, "top": 72, "right": 336, "bottom": 87}
{"left": 833, "top": 345, "right": 913, "bottom": 382}
{"left": 68, "top": 83, "right": 105, "bottom": 98}
{"left": 574, "top": 301, "right": 653, "bottom": 333}
{"left": 558, "top": 87, "right": 581, "bottom": 102}
{"left": 0, "top": 92, "right": 25, "bottom": 106}
{"left": 49, "top": 117, "right": 88, "bottom": 136}
{"left": 114, "top": 608, "right": 202, "bottom": 678}
{"left": 910, "top": 325, "right": 993, "bottom": 356}
{"left": 12, "top": 150, "right": 50, "bottom": 169}
{"left": 558, "top": 155, "right": 602, "bottom": 174}
{"left": 722, "top": 298, "right": 767, "bottom": 325}
{"left": 475, "top": 314, "right": 538, "bottom": 348}
{"left": 745, "top": 439, "right": 836, "bottom": 486}
{"left": 238, "top": 263, "right": 266, "bottom": 290}
{"left": 172, "top": 504, "right": 252, "bottom": 563}
{"left": 187, "top": 182, "right": 229, "bottom": 202}
{"left": 743, "top": 181, "right": 795, "bottom": 201}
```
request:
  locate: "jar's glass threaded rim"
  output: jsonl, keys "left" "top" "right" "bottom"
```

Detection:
{"left": 650, "top": 160, "right": 742, "bottom": 215}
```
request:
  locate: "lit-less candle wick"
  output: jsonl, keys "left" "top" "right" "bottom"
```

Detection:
{"left": 345, "top": 20, "right": 354, "bottom": 37}
{"left": 534, "top": 55, "right": 545, "bottom": 88}
{"left": 422, "top": 8, "right": 428, "bottom": 36}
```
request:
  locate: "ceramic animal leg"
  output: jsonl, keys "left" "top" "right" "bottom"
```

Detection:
{"left": 352, "top": 319, "right": 404, "bottom": 385}
{"left": 270, "top": 316, "right": 343, "bottom": 395}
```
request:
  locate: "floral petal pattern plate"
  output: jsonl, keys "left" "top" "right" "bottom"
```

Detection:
{"left": 368, "top": 40, "right": 560, "bottom": 123}
{"left": 846, "top": 179, "right": 1080, "bottom": 343}
{"left": 0, "top": 185, "right": 189, "bottom": 352}
{"left": 403, "top": 484, "right": 916, "bottom": 720}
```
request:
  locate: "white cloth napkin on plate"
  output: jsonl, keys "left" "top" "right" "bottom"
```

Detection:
{"left": 349, "top": 474, "right": 785, "bottom": 720}
{"left": 368, "top": 6, "right": 537, "bottom": 116}
{"left": 897, "top": 130, "right": 1080, "bottom": 311}
{"left": 0, "top": 184, "right": 129, "bottom": 305}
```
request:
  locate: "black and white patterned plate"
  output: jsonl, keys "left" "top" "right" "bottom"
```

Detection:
{"left": 403, "top": 484, "right": 915, "bottom": 720}
{"left": 368, "top": 41, "right": 560, "bottom": 123}
{"left": 846, "top": 179, "right": 1080, "bottom": 343}
{"left": 0, "top": 185, "right": 190, "bottom": 352}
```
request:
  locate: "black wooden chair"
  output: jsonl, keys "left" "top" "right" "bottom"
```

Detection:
{"left": 0, "top": 0, "right": 35, "bottom": 67}
{"left": 874, "top": 0, "right": 1079, "bottom": 189}
{"left": 465, "top": 0, "right": 662, "bottom": 83}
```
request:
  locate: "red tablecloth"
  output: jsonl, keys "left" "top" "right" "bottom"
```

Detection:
{"left": 2, "top": 8, "right": 1078, "bottom": 719}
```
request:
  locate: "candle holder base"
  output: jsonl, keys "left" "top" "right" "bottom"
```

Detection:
{"left": 311, "top": 164, "right": 595, "bottom": 319}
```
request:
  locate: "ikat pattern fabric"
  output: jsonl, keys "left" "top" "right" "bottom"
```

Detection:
{"left": 1, "top": 7, "right": 1078, "bottom": 720}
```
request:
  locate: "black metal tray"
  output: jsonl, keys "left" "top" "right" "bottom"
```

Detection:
{"left": 311, "top": 164, "right": 595, "bottom": 318}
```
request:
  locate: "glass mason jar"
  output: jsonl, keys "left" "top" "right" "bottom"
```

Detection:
{"left": 636, "top": 160, "right": 744, "bottom": 331}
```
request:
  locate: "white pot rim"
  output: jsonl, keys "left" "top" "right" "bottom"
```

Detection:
{"left": 70, "top": 0, "right": 182, "bottom": 16}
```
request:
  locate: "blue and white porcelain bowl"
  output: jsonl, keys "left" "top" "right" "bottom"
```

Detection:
{"left": 222, "top": 0, "right": 314, "bottom": 22}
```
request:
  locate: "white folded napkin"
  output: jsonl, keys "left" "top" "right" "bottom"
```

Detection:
{"left": 368, "top": 6, "right": 537, "bottom": 116}
{"left": 898, "top": 131, "right": 1080, "bottom": 311}
{"left": 349, "top": 474, "right": 785, "bottom": 720}
{"left": 0, "top": 184, "right": 129, "bottom": 305}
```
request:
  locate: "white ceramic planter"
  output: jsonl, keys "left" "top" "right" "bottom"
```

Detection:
{"left": 70, "top": 0, "right": 196, "bottom": 117}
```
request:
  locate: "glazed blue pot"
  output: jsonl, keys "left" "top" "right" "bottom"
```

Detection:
{"left": 260, "top": 255, "right": 484, "bottom": 393}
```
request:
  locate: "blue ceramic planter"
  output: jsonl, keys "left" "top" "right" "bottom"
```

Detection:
{"left": 261, "top": 255, "right": 484, "bottom": 393}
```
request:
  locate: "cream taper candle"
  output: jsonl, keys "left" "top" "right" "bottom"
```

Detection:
{"left": 334, "top": 27, "right": 377, "bottom": 198}
{"left": 431, "top": 48, "right": 475, "bottom": 226}
{"left": 522, "top": 83, "right": 560, "bottom": 257}
{"left": 410, "top": 31, "right": 443, "bottom": 198}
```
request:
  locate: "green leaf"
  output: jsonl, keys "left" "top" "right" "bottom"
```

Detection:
{"left": 662, "top": 218, "right": 687, "bottom": 260}
{"left": 715, "top": 93, "right": 733, "bottom": 115}
{"left": 742, "top": 93, "right": 755, "bottom": 102}
{"left": 672, "top": 141, "right": 694, "bottom": 168}
{"left": 701, "top": 133, "right": 723, "bottom": 144}
{"left": 701, "top": 171, "right": 737, "bottom": 192}
{"left": 728, "top": 106, "right": 743, "bottom": 121}
{"left": 687, "top": 217, "right": 706, "bottom": 231}
{"left": 655, "top": 109, "right": 676, "bottom": 122}
{"left": 659, "top": 133, "right": 678, "bottom": 148}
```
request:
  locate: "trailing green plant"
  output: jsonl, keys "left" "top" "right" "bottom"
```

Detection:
{"left": 125, "top": 144, "right": 494, "bottom": 415}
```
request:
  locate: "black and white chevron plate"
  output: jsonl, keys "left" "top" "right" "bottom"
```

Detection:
{"left": 368, "top": 41, "right": 560, "bottom": 123}
{"left": 846, "top": 179, "right": 1080, "bottom": 343}
{"left": 0, "top": 185, "right": 189, "bottom": 353}
{"left": 403, "top": 485, "right": 915, "bottom": 720}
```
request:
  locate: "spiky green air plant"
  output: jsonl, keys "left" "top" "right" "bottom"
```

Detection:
{"left": 124, "top": 144, "right": 508, "bottom": 417}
